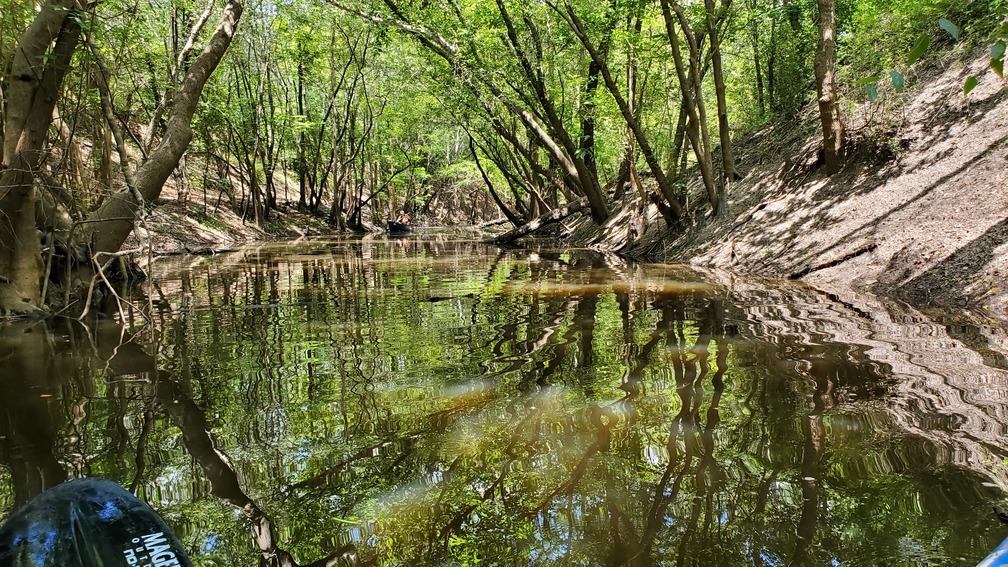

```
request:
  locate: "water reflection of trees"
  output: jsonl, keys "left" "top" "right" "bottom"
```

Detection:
{"left": 0, "top": 318, "right": 358, "bottom": 566}
{"left": 1, "top": 241, "right": 1007, "bottom": 566}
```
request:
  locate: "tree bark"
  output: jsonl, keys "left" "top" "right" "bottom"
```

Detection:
{"left": 783, "top": 0, "right": 802, "bottom": 30}
{"left": 0, "top": 80, "right": 5, "bottom": 155}
{"left": 768, "top": 10, "right": 777, "bottom": 110}
{"left": 0, "top": 0, "right": 79, "bottom": 314}
{"left": 705, "top": 0, "right": 737, "bottom": 183}
{"left": 493, "top": 0, "right": 609, "bottom": 223}
{"left": 556, "top": 1, "right": 684, "bottom": 220}
{"left": 297, "top": 54, "right": 308, "bottom": 209}
{"left": 470, "top": 136, "right": 523, "bottom": 227}
{"left": 578, "top": 6, "right": 618, "bottom": 182}
{"left": 329, "top": 0, "right": 610, "bottom": 223}
{"left": 750, "top": 4, "right": 766, "bottom": 115}
{"left": 556, "top": 0, "right": 689, "bottom": 216}
{"left": 80, "top": 0, "right": 244, "bottom": 256}
{"left": 1, "top": 0, "right": 76, "bottom": 166}
{"left": 814, "top": 0, "right": 844, "bottom": 175}
{"left": 659, "top": 0, "right": 720, "bottom": 214}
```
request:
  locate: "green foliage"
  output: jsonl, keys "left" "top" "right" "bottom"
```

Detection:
{"left": 964, "top": 75, "right": 979, "bottom": 94}
{"left": 938, "top": 17, "right": 960, "bottom": 40}
{"left": 2, "top": 0, "right": 1003, "bottom": 234}
{"left": 839, "top": 0, "right": 940, "bottom": 76}
{"left": 889, "top": 70, "right": 905, "bottom": 90}
{"left": 994, "top": 39, "right": 1007, "bottom": 77}
{"left": 907, "top": 34, "right": 931, "bottom": 65}
{"left": 845, "top": 0, "right": 1007, "bottom": 101}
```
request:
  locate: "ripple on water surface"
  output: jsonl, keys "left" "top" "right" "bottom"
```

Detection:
{"left": 0, "top": 237, "right": 1006, "bottom": 566}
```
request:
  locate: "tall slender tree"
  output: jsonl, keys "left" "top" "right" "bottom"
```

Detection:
{"left": 705, "top": 0, "right": 737, "bottom": 183}
{"left": 814, "top": 0, "right": 844, "bottom": 175}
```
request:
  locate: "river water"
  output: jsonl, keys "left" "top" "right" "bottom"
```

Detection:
{"left": 1, "top": 236, "right": 1007, "bottom": 566}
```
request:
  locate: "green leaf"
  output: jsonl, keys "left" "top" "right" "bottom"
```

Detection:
{"left": 855, "top": 75, "right": 882, "bottom": 85}
{"left": 993, "top": 40, "right": 1007, "bottom": 61}
{"left": 963, "top": 76, "right": 978, "bottom": 95}
{"left": 993, "top": 57, "right": 1005, "bottom": 79}
{"left": 867, "top": 84, "right": 879, "bottom": 101}
{"left": 907, "top": 34, "right": 931, "bottom": 65}
{"left": 938, "top": 18, "right": 959, "bottom": 40}
{"left": 890, "top": 70, "right": 905, "bottom": 90}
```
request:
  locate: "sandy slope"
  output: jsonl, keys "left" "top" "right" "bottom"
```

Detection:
{"left": 637, "top": 49, "right": 1007, "bottom": 325}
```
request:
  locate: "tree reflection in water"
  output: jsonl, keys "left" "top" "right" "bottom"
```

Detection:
{"left": 1, "top": 237, "right": 1007, "bottom": 566}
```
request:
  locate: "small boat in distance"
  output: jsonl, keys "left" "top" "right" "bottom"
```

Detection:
{"left": 387, "top": 220, "right": 411, "bottom": 235}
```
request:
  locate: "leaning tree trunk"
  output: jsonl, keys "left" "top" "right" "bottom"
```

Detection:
{"left": 493, "top": 0, "right": 609, "bottom": 224}
{"left": 488, "top": 199, "right": 587, "bottom": 245}
{"left": 79, "top": 0, "right": 244, "bottom": 257}
{"left": 814, "top": 0, "right": 844, "bottom": 175}
{"left": 660, "top": 0, "right": 721, "bottom": 215}
{"left": 706, "top": 0, "right": 737, "bottom": 183}
{"left": 557, "top": 1, "right": 684, "bottom": 220}
{"left": 0, "top": 0, "right": 79, "bottom": 315}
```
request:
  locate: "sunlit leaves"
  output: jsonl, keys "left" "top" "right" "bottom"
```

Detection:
{"left": 866, "top": 83, "right": 879, "bottom": 102}
{"left": 963, "top": 75, "right": 978, "bottom": 95}
{"left": 889, "top": 70, "right": 905, "bottom": 91}
{"left": 993, "top": 40, "right": 1007, "bottom": 78}
{"left": 937, "top": 18, "right": 959, "bottom": 41}
{"left": 907, "top": 34, "right": 930, "bottom": 66}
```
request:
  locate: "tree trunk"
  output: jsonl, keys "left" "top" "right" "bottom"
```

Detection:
{"left": 488, "top": 199, "right": 587, "bottom": 245}
{"left": 558, "top": 2, "right": 684, "bottom": 220}
{"left": 580, "top": 56, "right": 604, "bottom": 182}
{"left": 750, "top": 6, "right": 766, "bottom": 115}
{"left": 297, "top": 56, "right": 307, "bottom": 209}
{"left": 493, "top": 0, "right": 609, "bottom": 223}
{"left": 0, "top": 80, "right": 5, "bottom": 153}
{"left": 668, "top": 103, "right": 688, "bottom": 179}
{"left": 80, "top": 0, "right": 244, "bottom": 256}
{"left": 705, "top": 0, "right": 737, "bottom": 183}
{"left": 470, "top": 136, "right": 522, "bottom": 227}
{"left": 333, "top": 0, "right": 609, "bottom": 222}
{"left": 814, "top": 0, "right": 844, "bottom": 175}
{"left": 0, "top": 0, "right": 79, "bottom": 314}
{"left": 98, "top": 120, "right": 114, "bottom": 195}
{"left": 768, "top": 11, "right": 777, "bottom": 110}
{"left": 578, "top": 8, "right": 617, "bottom": 182}
{"left": 659, "top": 0, "right": 720, "bottom": 214}
{"left": 783, "top": 0, "right": 802, "bottom": 30}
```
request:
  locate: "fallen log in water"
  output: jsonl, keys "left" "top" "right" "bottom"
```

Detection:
{"left": 486, "top": 200, "right": 587, "bottom": 245}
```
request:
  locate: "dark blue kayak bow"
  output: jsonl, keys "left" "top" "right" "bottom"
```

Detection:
{"left": 0, "top": 478, "right": 192, "bottom": 567}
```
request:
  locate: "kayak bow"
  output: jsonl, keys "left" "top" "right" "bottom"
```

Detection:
{"left": 0, "top": 478, "right": 193, "bottom": 567}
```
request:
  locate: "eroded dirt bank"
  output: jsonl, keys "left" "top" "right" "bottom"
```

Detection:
{"left": 620, "top": 49, "right": 1007, "bottom": 325}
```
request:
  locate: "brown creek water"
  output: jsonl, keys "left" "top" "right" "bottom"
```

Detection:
{"left": 1, "top": 235, "right": 1007, "bottom": 566}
